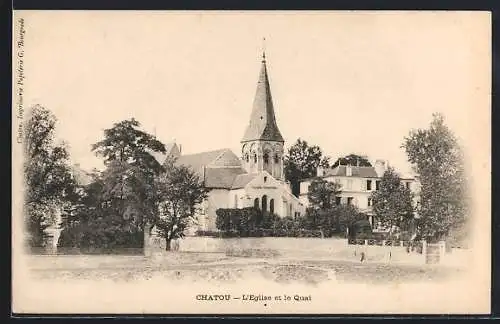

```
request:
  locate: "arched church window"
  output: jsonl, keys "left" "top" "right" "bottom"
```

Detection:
{"left": 254, "top": 198, "right": 260, "bottom": 210}
{"left": 269, "top": 199, "right": 274, "bottom": 215}
{"left": 274, "top": 154, "right": 279, "bottom": 164}
{"left": 263, "top": 152, "right": 269, "bottom": 164}
{"left": 262, "top": 195, "right": 268, "bottom": 212}
{"left": 254, "top": 153, "right": 257, "bottom": 163}
{"left": 245, "top": 154, "right": 249, "bottom": 163}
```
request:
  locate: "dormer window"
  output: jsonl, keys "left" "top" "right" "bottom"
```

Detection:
{"left": 274, "top": 154, "right": 279, "bottom": 163}
{"left": 264, "top": 176, "right": 267, "bottom": 183}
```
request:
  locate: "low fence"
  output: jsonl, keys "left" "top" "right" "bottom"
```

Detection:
{"left": 348, "top": 239, "right": 452, "bottom": 265}
{"left": 348, "top": 238, "right": 424, "bottom": 252}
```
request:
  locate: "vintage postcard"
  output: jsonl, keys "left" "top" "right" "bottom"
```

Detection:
{"left": 12, "top": 11, "right": 491, "bottom": 315}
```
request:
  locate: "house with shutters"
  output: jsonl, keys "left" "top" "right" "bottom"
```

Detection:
{"left": 299, "top": 160, "right": 418, "bottom": 227}
{"left": 151, "top": 51, "right": 305, "bottom": 232}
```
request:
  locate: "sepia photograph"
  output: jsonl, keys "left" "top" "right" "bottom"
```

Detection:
{"left": 12, "top": 11, "right": 491, "bottom": 314}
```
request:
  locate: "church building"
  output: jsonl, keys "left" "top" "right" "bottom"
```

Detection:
{"left": 152, "top": 51, "right": 305, "bottom": 232}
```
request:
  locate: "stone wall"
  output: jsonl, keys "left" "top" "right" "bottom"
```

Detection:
{"left": 146, "top": 236, "right": 430, "bottom": 264}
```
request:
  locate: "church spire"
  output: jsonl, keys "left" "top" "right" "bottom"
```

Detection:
{"left": 262, "top": 37, "right": 266, "bottom": 62}
{"left": 241, "top": 44, "right": 284, "bottom": 143}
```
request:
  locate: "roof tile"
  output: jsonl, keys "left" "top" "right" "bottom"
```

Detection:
{"left": 325, "top": 166, "right": 379, "bottom": 178}
{"left": 203, "top": 167, "right": 247, "bottom": 189}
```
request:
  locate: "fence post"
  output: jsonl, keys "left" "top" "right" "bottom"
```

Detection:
{"left": 422, "top": 240, "right": 427, "bottom": 263}
{"left": 144, "top": 229, "right": 152, "bottom": 257}
{"left": 439, "top": 240, "right": 446, "bottom": 260}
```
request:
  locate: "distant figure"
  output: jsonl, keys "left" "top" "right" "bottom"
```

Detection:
{"left": 360, "top": 251, "right": 366, "bottom": 262}
{"left": 172, "top": 239, "right": 180, "bottom": 251}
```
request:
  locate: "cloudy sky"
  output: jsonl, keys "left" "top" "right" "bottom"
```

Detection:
{"left": 15, "top": 11, "right": 490, "bottom": 176}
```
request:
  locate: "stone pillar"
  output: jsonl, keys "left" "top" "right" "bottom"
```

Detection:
{"left": 439, "top": 240, "right": 446, "bottom": 258}
{"left": 422, "top": 240, "right": 427, "bottom": 264}
{"left": 144, "top": 226, "right": 152, "bottom": 257}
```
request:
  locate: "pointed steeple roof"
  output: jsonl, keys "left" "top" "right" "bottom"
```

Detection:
{"left": 241, "top": 50, "right": 284, "bottom": 143}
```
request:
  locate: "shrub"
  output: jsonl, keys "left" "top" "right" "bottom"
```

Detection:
{"left": 207, "top": 210, "right": 324, "bottom": 239}
{"left": 303, "top": 205, "right": 371, "bottom": 238}
{"left": 215, "top": 207, "right": 263, "bottom": 235}
{"left": 57, "top": 210, "right": 144, "bottom": 250}
{"left": 371, "top": 232, "right": 388, "bottom": 241}
{"left": 195, "top": 230, "right": 220, "bottom": 237}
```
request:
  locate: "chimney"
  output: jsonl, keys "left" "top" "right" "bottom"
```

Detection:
{"left": 374, "top": 159, "right": 387, "bottom": 177}
{"left": 179, "top": 144, "right": 182, "bottom": 154}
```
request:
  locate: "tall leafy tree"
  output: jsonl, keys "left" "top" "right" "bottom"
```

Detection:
{"left": 284, "top": 138, "right": 330, "bottom": 197}
{"left": 303, "top": 204, "right": 367, "bottom": 238}
{"left": 58, "top": 169, "right": 145, "bottom": 250}
{"left": 307, "top": 178, "right": 342, "bottom": 210}
{"left": 371, "top": 167, "right": 415, "bottom": 234}
{"left": 92, "top": 118, "right": 166, "bottom": 173}
{"left": 98, "top": 161, "right": 157, "bottom": 231}
{"left": 23, "top": 105, "right": 76, "bottom": 248}
{"left": 332, "top": 154, "right": 372, "bottom": 168}
{"left": 58, "top": 170, "right": 102, "bottom": 236}
{"left": 154, "top": 160, "right": 209, "bottom": 250}
{"left": 402, "top": 113, "right": 468, "bottom": 243}
{"left": 91, "top": 118, "right": 166, "bottom": 231}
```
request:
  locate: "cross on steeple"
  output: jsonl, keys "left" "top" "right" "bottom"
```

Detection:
{"left": 241, "top": 41, "right": 284, "bottom": 143}
{"left": 240, "top": 41, "right": 285, "bottom": 180}
{"left": 262, "top": 37, "right": 266, "bottom": 62}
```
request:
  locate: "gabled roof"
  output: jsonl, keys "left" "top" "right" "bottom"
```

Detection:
{"left": 231, "top": 173, "right": 258, "bottom": 189}
{"left": 175, "top": 148, "right": 241, "bottom": 172}
{"left": 241, "top": 54, "right": 284, "bottom": 143}
{"left": 203, "top": 167, "right": 247, "bottom": 189}
{"left": 150, "top": 142, "right": 180, "bottom": 165}
{"left": 325, "top": 165, "right": 379, "bottom": 178}
{"left": 173, "top": 148, "right": 246, "bottom": 189}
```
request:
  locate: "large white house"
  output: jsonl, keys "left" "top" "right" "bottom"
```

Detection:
{"left": 299, "top": 160, "right": 419, "bottom": 227}
{"left": 152, "top": 51, "right": 305, "bottom": 232}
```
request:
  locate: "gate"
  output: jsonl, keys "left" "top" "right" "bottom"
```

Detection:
{"left": 425, "top": 241, "right": 445, "bottom": 264}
